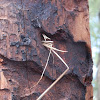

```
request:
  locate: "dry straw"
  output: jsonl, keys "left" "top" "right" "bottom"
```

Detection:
{"left": 31, "top": 34, "right": 69, "bottom": 100}
{"left": 35, "top": 34, "right": 69, "bottom": 100}
{"left": 21, "top": 34, "right": 69, "bottom": 99}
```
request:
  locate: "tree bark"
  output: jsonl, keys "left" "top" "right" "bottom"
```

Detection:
{"left": 0, "top": 0, "right": 93, "bottom": 100}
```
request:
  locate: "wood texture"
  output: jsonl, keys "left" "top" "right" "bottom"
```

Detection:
{"left": 0, "top": 0, "right": 93, "bottom": 100}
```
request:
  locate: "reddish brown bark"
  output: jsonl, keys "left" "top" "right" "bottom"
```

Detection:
{"left": 0, "top": 0, "right": 93, "bottom": 100}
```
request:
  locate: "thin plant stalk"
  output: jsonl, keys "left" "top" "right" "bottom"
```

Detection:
{"left": 32, "top": 34, "right": 69, "bottom": 100}
{"left": 37, "top": 68, "right": 69, "bottom": 100}
{"left": 43, "top": 43, "right": 67, "bottom": 52}
{"left": 30, "top": 49, "right": 52, "bottom": 89}
{"left": 37, "top": 49, "right": 69, "bottom": 100}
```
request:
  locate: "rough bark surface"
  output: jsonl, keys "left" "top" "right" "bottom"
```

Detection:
{"left": 0, "top": 0, "right": 93, "bottom": 100}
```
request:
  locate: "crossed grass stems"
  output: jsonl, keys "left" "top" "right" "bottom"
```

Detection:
{"left": 31, "top": 34, "right": 69, "bottom": 100}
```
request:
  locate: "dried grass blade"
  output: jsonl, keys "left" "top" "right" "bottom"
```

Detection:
{"left": 30, "top": 49, "right": 51, "bottom": 89}
{"left": 37, "top": 49, "right": 69, "bottom": 100}
{"left": 37, "top": 65, "right": 69, "bottom": 100}
{"left": 52, "top": 50, "right": 69, "bottom": 69}
{"left": 43, "top": 43, "right": 67, "bottom": 52}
